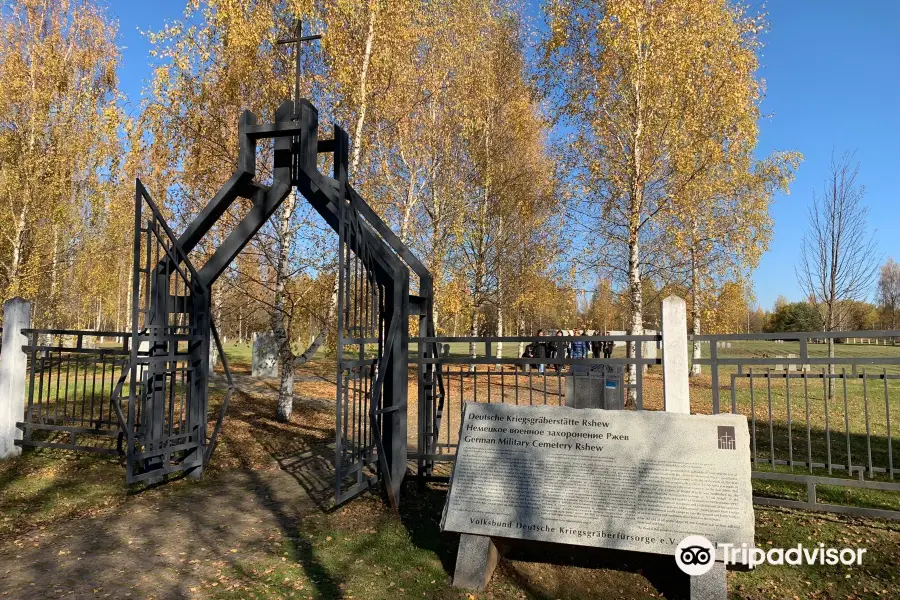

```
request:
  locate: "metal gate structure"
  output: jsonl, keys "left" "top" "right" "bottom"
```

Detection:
{"left": 317, "top": 119, "right": 440, "bottom": 508}
{"left": 6, "top": 92, "right": 437, "bottom": 505}
{"left": 124, "top": 182, "right": 235, "bottom": 483}
{"left": 115, "top": 98, "right": 437, "bottom": 503}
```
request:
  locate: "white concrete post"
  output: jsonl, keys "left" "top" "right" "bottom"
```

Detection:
{"left": 662, "top": 296, "right": 690, "bottom": 414}
{"left": 0, "top": 298, "right": 31, "bottom": 458}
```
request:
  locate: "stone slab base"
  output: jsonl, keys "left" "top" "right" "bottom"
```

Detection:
{"left": 452, "top": 534, "right": 503, "bottom": 591}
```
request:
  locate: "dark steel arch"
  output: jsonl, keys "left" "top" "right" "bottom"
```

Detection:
{"left": 125, "top": 98, "right": 442, "bottom": 508}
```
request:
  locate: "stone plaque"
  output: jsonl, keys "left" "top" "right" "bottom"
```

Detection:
{"left": 441, "top": 403, "right": 753, "bottom": 559}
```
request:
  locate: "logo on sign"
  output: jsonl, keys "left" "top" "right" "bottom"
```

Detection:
{"left": 675, "top": 535, "right": 716, "bottom": 576}
{"left": 717, "top": 426, "right": 736, "bottom": 450}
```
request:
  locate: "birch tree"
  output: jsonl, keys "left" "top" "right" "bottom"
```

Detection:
{"left": 0, "top": 0, "right": 123, "bottom": 322}
{"left": 877, "top": 258, "right": 900, "bottom": 330}
{"left": 541, "top": 0, "right": 772, "bottom": 401}
{"left": 676, "top": 152, "right": 800, "bottom": 374}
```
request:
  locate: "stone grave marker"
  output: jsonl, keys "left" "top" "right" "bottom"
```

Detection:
{"left": 442, "top": 402, "right": 754, "bottom": 596}
{"left": 252, "top": 332, "right": 279, "bottom": 377}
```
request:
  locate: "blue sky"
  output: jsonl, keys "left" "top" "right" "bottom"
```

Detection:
{"left": 108, "top": 1, "right": 900, "bottom": 311}
{"left": 752, "top": 1, "right": 900, "bottom": 310}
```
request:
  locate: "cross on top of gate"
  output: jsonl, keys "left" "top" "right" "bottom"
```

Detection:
{"left": 277, "top": 18, "right": 323, "bottom": 112}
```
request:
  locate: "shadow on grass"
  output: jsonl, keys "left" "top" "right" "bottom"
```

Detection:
{"left": 397, "top": 481, "right": 700, "bottom": 600}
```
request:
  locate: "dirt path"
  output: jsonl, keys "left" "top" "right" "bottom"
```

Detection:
{"left": 0, "top": 465, "right": 317, "bottom": 600}
{"left": 0, "top": 373, "right": 338, "bottom": 600}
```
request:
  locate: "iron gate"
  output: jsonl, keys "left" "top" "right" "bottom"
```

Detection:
{"left": 125, "top": 181, "right": 232, "bottom": 484}
{"left": 330, "top": 125, "right": 409, "bottom": 508}
{"left": 334, "top": 141, "right": 381, "bottom": 505}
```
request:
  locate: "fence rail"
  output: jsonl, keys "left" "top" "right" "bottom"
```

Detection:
{"left": 410, "top": 334, "right": 661, "bottom": 476}
{"left": 5, "top": 316, "right": 899, "bottom": 517}
{"left": 17, "top": 329, "right": 131, "bottom": 455}
{"left": 411, "top": 330, "right": 900, "bottom": 519}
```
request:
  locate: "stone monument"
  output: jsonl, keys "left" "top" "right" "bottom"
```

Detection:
{"left": 443, "top": 402, "right": 753, "bottom": 597}
{"left": 252, "top": 331, "right": 279, "bottom": 377}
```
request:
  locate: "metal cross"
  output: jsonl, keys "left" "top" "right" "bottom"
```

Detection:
{"left": 277, "top": 19, "right": 322, "bottom": 110}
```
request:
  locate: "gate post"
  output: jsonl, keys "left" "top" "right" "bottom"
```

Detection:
{"left": 662, "top": 296, "right": 690, "bottom": 414}
{"left": 0, "top": 298, "right": 31, "bottom": 459}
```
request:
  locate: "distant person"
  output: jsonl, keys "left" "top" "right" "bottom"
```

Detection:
{"left": 570, "top": 329, "right": 588, "bottom": 360}
{"left": 532, "top": 329, "right": 547, "bottom": 374}
{"left": 521, "top": 340, "right": 535, "bottom": 372}
{"left": 549, "top": 330, "right": 563, "bottom": 372}
{"left": 590, "top": 332, "right": 602, "bottom": 359}
{"left": 603, "top": 335, "right": 614, "bottom": 359}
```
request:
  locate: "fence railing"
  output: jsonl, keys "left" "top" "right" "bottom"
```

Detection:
{"left": 409, "top": 334, "right": 661, "bottom": 474}
{"left": 693, "top": 330, "right": 900, "bottom": 519}
{"left": 17, "top": 329, "right": 131, "bottom": 455}
{"left": 408, "top": 329, "right": 900, "bottom": 519}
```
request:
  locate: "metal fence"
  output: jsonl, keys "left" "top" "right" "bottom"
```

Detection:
{"left": 17, "top": 329, "right": 131, "bottom": 455}
{"left": 409, "top": 334, "right": 661, "bottom": 476}
{"left": 408, "top": 330, "right": 900, "bottom": 519}
{"left": 694, "top": 330, "right": 900, "bottom": 519}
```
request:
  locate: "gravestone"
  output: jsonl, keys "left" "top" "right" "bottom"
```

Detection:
{"left": 252, "top": 332, "right": 279, "bottom": 377}
{"left": 726, "top": 342, "right": 732, "bottom": 349}
{"left": 443, "top": 403, "right": 754, "bottom": 595}
{"left": 787, "top": 354, "right": 796, "bottom": 372}
{"left": 209, "top": 337, "right": 219, "bottom": 372}
{"left": 774, "top": 355, "right": 784, "bottom": 371}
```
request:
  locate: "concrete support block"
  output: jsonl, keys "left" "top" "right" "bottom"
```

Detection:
{"left": 690, "top": 561, "right": 726, "bottom": 599}
{"left": 452, "top": 534, "right": 503, "bottom": 591}
{"left": 0, "top": 298, "right": 31, "bottom": 458}
{"left": 662, "top": 296, "right": 690, "bottom": 414}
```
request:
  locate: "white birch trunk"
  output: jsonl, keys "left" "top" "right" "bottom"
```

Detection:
{"left": 626, "top": 231, "right": 643, "bottom": 406}
{"left": 691, "top": 248, "right": 702, "bottom": 376}
{"left": 273, "top": 192, "right": 298, "bottom": 422}
{"left": 350, "top": 3, "right": 377, "bottom": 174}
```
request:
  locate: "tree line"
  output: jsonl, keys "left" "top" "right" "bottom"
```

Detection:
{"left": 2, "top": 0, "right": 859, "bottom": 412}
